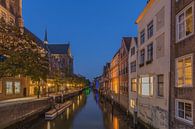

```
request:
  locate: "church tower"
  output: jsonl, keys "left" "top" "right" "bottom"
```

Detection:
{"left": 16, "top": 0, "right": 24, "bottom": 28}
{"left": 0, "top": 0, "right": 23, "bottom": 28}
{"left": 44, "top": 29, "right": 48, "bottom": 44}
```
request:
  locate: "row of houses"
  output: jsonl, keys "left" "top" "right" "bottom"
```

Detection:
{"left": 0, "top": 0, "right": 74, "bottom": 100}
{"left": 97, "top": 0, "right": 195, "bottom": 129}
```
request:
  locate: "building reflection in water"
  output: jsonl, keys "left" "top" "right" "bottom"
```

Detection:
{"left": 97, "top": 93, "right": 131, "bottom": 129}
{"left": 72, "top": 103, "right": 75, "bottom": 111}
{"left": 33, "top": 94, "right": 87, "bottom": 129}
{"left": 66, "top": 107, "right": 70, "bottom": 120}
{"left": 47, "top": 121, "right": 50, "bottom": 129}
{"left": 31, "top": 91, "right": 131, "bottom": 129}
{"left": 113, "top": 116, "right": 119, "bottom": 129}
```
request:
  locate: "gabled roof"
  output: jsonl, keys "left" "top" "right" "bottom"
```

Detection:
{"left": 48, "top": 44, "right": 70, "bottom": 55}
{"left": 113, "top": 49, "right": 120, "bottom": 59}
{"left": 24, "top": 27, "right": 49, "bottom": 50}
{"left": 122, "top": 37, "right": 132, "bottom": 52}
{"left": 135, "top": 0, "right": 155, "bottom": 24}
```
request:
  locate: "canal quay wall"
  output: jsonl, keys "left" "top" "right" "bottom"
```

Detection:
{"left": 0, "top": 97, "right": 51, "bottom": 129}
{"left": 0, "top": 89, "right": 84, "bottom": 129}
{"left": 99, "top": 92, "right": 156, "bottom": 129}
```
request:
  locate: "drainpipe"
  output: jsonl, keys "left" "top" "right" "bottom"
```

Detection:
{"left": 168, "top": 1, "right": 173, "bottom": 129}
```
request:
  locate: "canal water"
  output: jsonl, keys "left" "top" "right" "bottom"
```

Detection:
{"left": 30, "top": 90, "right": 134, "bottom": 129}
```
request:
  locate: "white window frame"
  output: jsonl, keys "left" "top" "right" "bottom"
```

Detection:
{"left": 175, "top": 99, "right": 193, "bottom": 125}
{"left": 138, "top": 75, "right": 154, "bottom": 97}
{"left": 130, "top": 99, "right": 136, "bottom": 109}
{"left": 175, "top": 54, "right": 193, "bottom": 88}
{"left": 176, "top": 2, "right": 194, "bottom": 42}
{"left": 6, "top": 81, "right": 13, "bottom": 95}
{"left": 14, "top": 82, "right": 21, "bottom": 94}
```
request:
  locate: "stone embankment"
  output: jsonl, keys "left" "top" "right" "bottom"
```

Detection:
{"left": 0, "top": 89, "right": 84, "bottom": 129}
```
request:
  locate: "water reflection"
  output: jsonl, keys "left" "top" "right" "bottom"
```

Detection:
{"left": 46, "top": 121, "right": 50, "bottom": 129}
{"left": 31, "top": 91, "right": 132, "bottom": 129}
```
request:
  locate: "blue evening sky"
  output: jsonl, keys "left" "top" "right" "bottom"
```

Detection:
{"left": 23, "top": 0, "right": 147, "bottom": 80}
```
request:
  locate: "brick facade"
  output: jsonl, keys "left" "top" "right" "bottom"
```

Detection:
{"left": 118, "top": 37, "right": 131, "bottom": 110}
{"left": 170, "top": 0, "right": 195, "bottom": 128}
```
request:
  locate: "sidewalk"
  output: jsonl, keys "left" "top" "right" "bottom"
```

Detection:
{"left": 0, "top": 89, "right": 82, "bottom": 107}
{"left": 0, "top": 96, "right": 48, "bottom": 107}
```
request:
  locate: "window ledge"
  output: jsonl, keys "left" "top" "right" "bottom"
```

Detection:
{"left": 139, "top": 64, "right": 144, "bottom": 67}
{"left": 156, "top": 96, "right": 164, "bottom": 99}
{"left": 175, "top": 117, "right": 193, "bottom": 126}
{"left": 175, "top": 86, "right": 193, "bottom": 89}
{"left": 146, "top": 60, "right": 153, "bottom": 65}
{"left": 138, "top": 95, "right": 153, "bottom": 98}
{"left": 176, "top": 33, "right": 194, "bottom": 44}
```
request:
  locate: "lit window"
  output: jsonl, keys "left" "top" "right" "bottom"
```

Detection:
{"left": 6, "top": 81, "right": 13, "bottom": 95}
{"left": 139, "top": 76, "right": 153, "bottom": 96}
{"left": 176, "top": 3, "right": 194, "bottom": 42}
{"left": 130, "top": 99, "right": 136, "bottom": 109}
{"left": 176, "top": 55, "right": 192, "bottom": 87}
{"left": 0, "top": 81, "right": 2, "bottom": 94}
{"left": 131, "top": 78, "right": 137, "bottom": 92}
{"left": 15, "top": 82, "right": 21, "bottom": 94}
{"left": 176, "top": 100, "right": 193, "bottom": 124}
{"left": 157, "top": 75, "right": 164, "bottom": 97}
{"left": 147, "top": 21, "right": 154, "bottom": 39}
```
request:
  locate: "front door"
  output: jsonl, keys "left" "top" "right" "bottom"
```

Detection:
{"left": 23, "top": 88, "right": 27, "bottom": 97}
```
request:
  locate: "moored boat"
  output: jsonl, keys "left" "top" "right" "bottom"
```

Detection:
{"left": 45, "top": 101, "right": 73, "bottom": 120}
{"left": 45, "top": 109, "right": 57, "bottom": 120}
